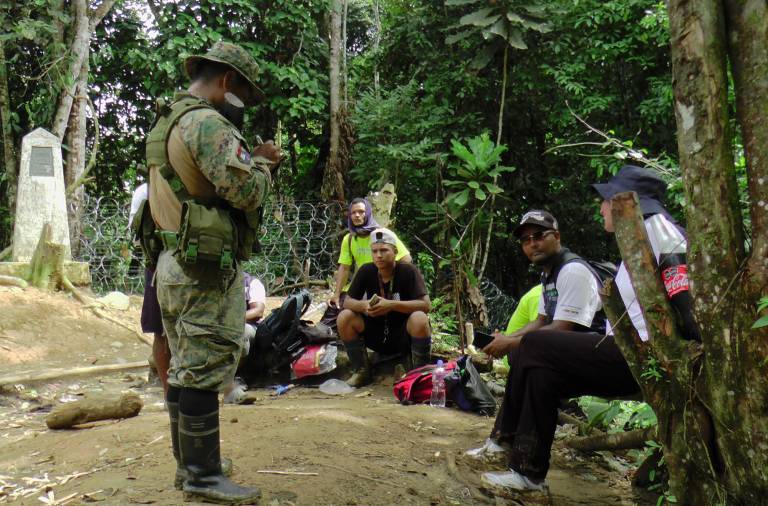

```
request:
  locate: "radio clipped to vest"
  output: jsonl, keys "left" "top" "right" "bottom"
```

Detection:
{"left": 231, "top": 207, "right": 262, "bottom": 258}
{"left": 131, "top": 199, "right": 162, "bottom": 268}
{"left": 178, "top": 201, "right": 238, "bottom": 270}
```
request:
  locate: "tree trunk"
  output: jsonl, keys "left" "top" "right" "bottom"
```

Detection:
{"left": 667, "top": 0, "right": 768, "bottom": 501}
{"left": 722, "top": 0, "right": 768, "bottom": 298}
{"left": 341, "top": 0, "right": 348, "bottom": 105}
{"left": 51, "top": 0, "right": 115, "bottom": 140}
{"left": 605, "top": 192, "right": 768, "bottom": 504}
{"left": 64, "top": 58, "right": 89, "bottom": 257}
{"left": 322, "top": 0, "right": 346, "bottom": 203}
{"left": 51, "top": 0, "right": 89, "bottom": 141}
{"left": 372, "top": 0, "right": 381, "bottom": 98}
{"left": 0, "top": 36, "right": 17, "bottom": 244}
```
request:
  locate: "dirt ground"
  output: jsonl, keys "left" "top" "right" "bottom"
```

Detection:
{"left": 0, "top": 286, "right": 655, "bottom": 505}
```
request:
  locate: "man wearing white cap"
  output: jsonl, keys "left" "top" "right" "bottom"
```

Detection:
{"left": 337, "top": 227, "right": 432, "bottom": 387}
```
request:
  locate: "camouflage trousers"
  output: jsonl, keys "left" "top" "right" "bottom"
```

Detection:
{"left": 156, "top": 249, "right": 245, "bottom": 392}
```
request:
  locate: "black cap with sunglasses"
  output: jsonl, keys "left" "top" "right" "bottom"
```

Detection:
{"left": 513, "top": 209, "right": 559, "bottom": 238}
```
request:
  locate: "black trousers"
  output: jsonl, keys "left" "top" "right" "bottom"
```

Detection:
{"left": 490, "top": 330, "right": 640, "bottom": 480}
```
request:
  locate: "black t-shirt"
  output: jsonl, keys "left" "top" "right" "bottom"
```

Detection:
{"left": 347, "top": 262, "right": 428, "bottom": 326}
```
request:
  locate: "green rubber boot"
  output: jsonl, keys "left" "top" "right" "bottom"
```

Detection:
{"left": 168, "top": 401, "right": 232, "bottom": 490}
{"left": 178, "top": 410, "right": 260, "bottom": 505}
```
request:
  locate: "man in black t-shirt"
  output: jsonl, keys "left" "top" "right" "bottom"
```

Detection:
{"left": 338, "top": 228, "right": 432, "bottom": 387}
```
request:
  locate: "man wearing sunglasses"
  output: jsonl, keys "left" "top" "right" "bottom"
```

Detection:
{"left": 466, "top": 209, "right": 606, "bottom": 491}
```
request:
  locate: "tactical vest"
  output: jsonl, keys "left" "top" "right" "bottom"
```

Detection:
{"left": 541, "top": 248, "right": 607, "bottom": 334}
{"left": 144, "top": 95, "right": 261, "bottom": 269}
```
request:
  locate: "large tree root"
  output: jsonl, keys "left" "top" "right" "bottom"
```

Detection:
{"left": 60, "top": 276, "right": 152, "bottom": 346}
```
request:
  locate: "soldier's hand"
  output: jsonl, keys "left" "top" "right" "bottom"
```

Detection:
{"left": 252, "top": 140, "right": 282, "bottom": 172}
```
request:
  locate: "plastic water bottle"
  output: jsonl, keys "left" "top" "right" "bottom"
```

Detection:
{"left": 430, "top": 360, "right": 447, "bottom": 408}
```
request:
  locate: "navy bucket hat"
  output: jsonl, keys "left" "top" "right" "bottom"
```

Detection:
{"left": 592, "top": 165, "right": 668, "bottom": 216}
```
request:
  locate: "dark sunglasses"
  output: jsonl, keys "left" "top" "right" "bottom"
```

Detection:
{"left": 518, "top": 230, "right": 555, "bottom": 245}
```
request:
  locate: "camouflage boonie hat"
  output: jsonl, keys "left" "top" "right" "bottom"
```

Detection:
{"left": 184, "top": 42, "right": 263, "bottom": 103}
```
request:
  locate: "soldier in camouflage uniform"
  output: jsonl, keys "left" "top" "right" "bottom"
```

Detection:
{"left": 147, "top": 42, "right": 277, "bottom": 505}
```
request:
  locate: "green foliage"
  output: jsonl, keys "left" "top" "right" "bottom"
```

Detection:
{"left": 641, "top": 356, "right": 664, "bottom": 382}
{"left": 415, "top": 251, "right": 436, "bottom": 292}
{"left": 444, "top": 133, "right": 513, "bottom": 209}
{"left": 578, "top": 396, "right": 657, "bottom": 432}
{"left": 753, "top": 297, "right": 768, "bottom": 329}
{"left": 430, "top": 295, "right": 460, "bottom": 351}
{"left": 445, "top": 0, "right": 553, "bottom": 68}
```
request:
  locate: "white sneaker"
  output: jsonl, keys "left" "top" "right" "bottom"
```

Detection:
{"left": 464, "top": 438, "right": 506, "bottom": 459}
{"left": 481, "top": 469, "right": 547, "bottom": 492}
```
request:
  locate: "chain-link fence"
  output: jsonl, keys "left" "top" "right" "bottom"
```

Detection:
{"left": 480, "top": 279, "right": 519, "bottom": 331}
{"left": 74, "top": 193, "right": 343, "bottom": 295}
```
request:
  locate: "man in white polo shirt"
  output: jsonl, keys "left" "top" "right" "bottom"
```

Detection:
{"left": 467, "top": 210, "right": 608, "bottom": 490}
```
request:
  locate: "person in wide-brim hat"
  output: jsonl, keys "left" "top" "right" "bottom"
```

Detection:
{"left": 183, "top": 41, "right": 264, "bottom": 105}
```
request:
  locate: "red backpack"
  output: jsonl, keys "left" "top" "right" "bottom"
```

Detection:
{"left": 393, "top": 361, "right": 457, "bottom": 404}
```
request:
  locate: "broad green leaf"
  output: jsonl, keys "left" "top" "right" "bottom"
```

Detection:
{"left": 507, "top": 27, "right": 527, "bottom": 49}
{"left": 757, "top": 297, "right": 768, "bottom": 312}
{"left": 484, "top": 182, "right": 503, "bottom": 194}
{"left": 474, "top": 188, "right": 487, "bottom": 200}
{"left": 454, "top": 189, "right": 470, "bottom": 207}
{"left": 753, "top": 315, "right": 768, "bottom": 329}
{"left": 445, "top": 29, "right": 476, "bottom": 45}
{"left": 485, "top": 18, "right": 509, "bottom": 41}
{"left": 469, "top": 44, "right": 498, "bottom": 70}
{"left": 459, "top": 8, "right": 500, "bottom": 28}
{"left": 520, "top": 15, "right": 553, "bottom": 33}
{"left": 468, "top": 181, "right": 480, "bottom": 189}
{"left": 506, "top": 12, "right": 525, "bottom": 24}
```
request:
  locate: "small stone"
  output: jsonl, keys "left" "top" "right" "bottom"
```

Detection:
{"left": 110, "top": 341, "right": 124, "bottom": 349}
{"left": 230, "top": 417, "right": 238, "bottom": 423}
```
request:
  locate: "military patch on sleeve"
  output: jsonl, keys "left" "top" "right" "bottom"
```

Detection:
{"left": 236, "top": 145, "right": 251, "bottom": 164}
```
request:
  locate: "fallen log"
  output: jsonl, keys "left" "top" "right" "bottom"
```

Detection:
{"left": 0, "top": 360, "right": 148, "bottom": 387}
{"left": 46, "top": 392, "right": 143, "bottom": 429}
{"left": 565, "top": 426, "right": 655, "bottom": 452}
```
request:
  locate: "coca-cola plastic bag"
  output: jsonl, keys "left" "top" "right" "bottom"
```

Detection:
{"left": 291, "top": 343, "right": 338, "bottom": 379}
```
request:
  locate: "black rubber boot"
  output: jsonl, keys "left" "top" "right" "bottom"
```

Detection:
{"left": 169, "top": 402, "right": 232, "bottom": 490}
{"left": 344, "top": 339, "right": 372, "bottom": 387}
{"left": 178, "top": 409, "right": 261, "bottom": 504}
{"left": 411, "top": 338, "right": 431, "bottom": 369}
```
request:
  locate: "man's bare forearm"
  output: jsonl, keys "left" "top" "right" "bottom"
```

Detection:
{"left": 343, "top": 296, "right": 369, "bottom": 313}
{"left": 389, "top": 297, "right": 430, "bottom": 314}
{"left": 333, "top": 264, "right": 351, "bottom": 298}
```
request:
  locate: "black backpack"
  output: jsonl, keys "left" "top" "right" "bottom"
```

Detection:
{"left": 253, "top": 290, "right": 311, "bottom": 356}
{"left": 556, "top": 250, "right": 618, "bottom": 287}
{"left": 545, "top": 250, "right": 618, "bottom": 334}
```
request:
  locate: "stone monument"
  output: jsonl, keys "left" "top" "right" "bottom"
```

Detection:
{"left": 0, "top": 128, "right": 90, "bottom": 285}
{"left": 12, "top": 128, "right": 71, "bottom": 261}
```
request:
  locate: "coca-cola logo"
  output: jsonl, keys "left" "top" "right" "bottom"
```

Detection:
{"left": 662, "top": 264, "right": 689, "bottom": 297}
